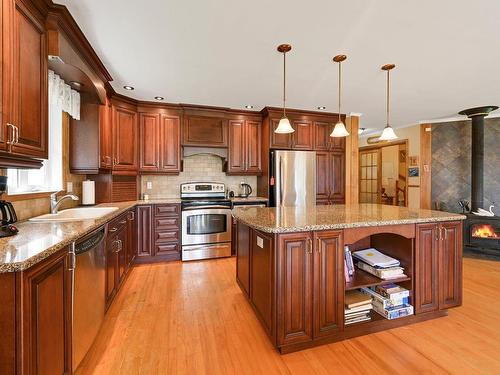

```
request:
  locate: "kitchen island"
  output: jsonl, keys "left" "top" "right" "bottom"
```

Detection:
{"left": 232, "top": 204, "right": 466, "bottom": 353}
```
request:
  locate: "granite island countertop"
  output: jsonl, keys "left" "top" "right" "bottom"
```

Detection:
{"left": 0, "top": 199, "right": 181, "bottom": 273}
{"left": 232, "top": 204, "right": 466, "bottom": 234}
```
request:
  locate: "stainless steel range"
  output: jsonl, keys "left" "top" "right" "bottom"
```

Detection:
{"left": 181, "top": 182, "right": 232, "bottom": 261}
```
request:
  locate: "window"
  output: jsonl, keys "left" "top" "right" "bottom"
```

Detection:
{"left": 7, "top": 71, "right": 79, "bottom": 195}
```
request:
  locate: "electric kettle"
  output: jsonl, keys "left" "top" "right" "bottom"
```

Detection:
{"left": 0, "top": 176, "right": 19, "bottom": 237}
{"left": 238, "top": 182, "right": 252, "bottom": 198}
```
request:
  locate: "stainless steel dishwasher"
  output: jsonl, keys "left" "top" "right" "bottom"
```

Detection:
{"left": 72, "top": 226, "right": 106, "bottom": 372}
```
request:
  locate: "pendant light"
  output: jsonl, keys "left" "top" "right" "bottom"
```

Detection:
{"left": 330, "top": 55, "right": 350, "bottom": 137}
{"left": 275, "top": 44, "right": 295, "bottom": 134}
{"left": 379, "top": 63, "right": 398, "bottom": 141}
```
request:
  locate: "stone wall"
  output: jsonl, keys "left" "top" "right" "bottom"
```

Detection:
{"left": 431, "top": 117, "right": 500, "bottom": 215}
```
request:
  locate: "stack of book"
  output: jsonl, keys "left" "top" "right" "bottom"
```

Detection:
{"left": 352, "top": 248, "right": 407, "bottom": 280}
{"left": 344, "top": 246, "right": 355, "bottom": 281}
{"left": 344, "top": 290, "right": 372, "bottom": 325}
{"left": 361, "top": 284, "right": 413, "bottom": 320}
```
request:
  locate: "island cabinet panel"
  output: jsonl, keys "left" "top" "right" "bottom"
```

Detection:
{"left": 251, "top": 230, "right": 273, "bottom": 333}
{"left": 313, "top": 231, "right": 344, "bottom": 338}
{"left": 415, "top": 221, "right": 462, "bottom": 314}
{"left": 182, "top": 114, "right": 227, "bottom": 147}
{"left": 21, "top": 247, "right": 72, "bottom": 375}
{"left": 236, "top": 221, "right": 251, "bottom": 296}
{"left": 439, "top": 221, "right": 462, "bottom": 309}
{"left": 277, "top": 233, "right": 313, "bottom": 346}
{"left": 415, "top": 223, "right": 440, "bottom": 313}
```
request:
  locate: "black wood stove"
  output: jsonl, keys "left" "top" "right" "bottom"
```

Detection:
{"left": 458, "top": 106, "right": 499, "bottom": 257}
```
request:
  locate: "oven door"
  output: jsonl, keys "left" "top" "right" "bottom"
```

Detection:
{"left": 182, "top": 207, "right": 232, "bottom": 246}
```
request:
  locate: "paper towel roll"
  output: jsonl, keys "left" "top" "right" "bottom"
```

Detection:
{"left": 82, "top": 180, "right": 95, "bottom": 205}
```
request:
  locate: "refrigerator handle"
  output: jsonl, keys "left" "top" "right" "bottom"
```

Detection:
{"left": 279, "top": 156, "right": 284, "bottom": 206}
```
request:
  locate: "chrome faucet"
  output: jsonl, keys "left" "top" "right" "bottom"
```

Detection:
{"left": 50, "top": 192, "right": 79, "bottom": 214}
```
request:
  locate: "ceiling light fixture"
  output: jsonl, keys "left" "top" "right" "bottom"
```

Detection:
{"left": 274, "top": 44, "right": 295, "bottom": 134}
{"left": 245, "top": 105, "right": 254, "bottom": 109}
{"left": 378, "top": 64, "right": 399, "bottom": 141}
{"left": 317, "top": 106, "right": 326, "bottom": 110}
{"left": 154, "top": 96, "right": 164, "bottom": 101}
{"left": 123, "top": 85, "right": 134, "bottom": 91}
{"left": 330, "top": 55, "right": 350, "bottom": 137}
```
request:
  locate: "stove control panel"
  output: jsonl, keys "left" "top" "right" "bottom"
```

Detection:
{"left": 180, "top": 182, "right": 225, "bottom": 197}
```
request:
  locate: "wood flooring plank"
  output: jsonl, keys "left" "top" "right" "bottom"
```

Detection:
{"left": 75, "top": 256, "right": 500, "bottom": 375}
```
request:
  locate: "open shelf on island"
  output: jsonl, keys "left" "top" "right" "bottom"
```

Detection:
{"left": 345, "top": 268, "right": 411, "bottom": 291}
{"left": 344, "top": 309, "right": 415, "bottom": 329}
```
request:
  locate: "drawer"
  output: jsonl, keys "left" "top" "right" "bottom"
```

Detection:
{"left": 155, "top": 242, "right": 180, "bottom": 256}
{"left": 155, "top": 217, "right": 180, "bottom": 231}
{"left": 154, "top": 230, "right": 180, "bottom": 243}
{"left": 108, "top": 212, "right": 128, "bottom": 233}
{"left": 154, "top": 204, "right": 180, "bottom": 217}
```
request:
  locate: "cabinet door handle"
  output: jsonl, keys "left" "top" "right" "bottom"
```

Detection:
{"left": 6, "top": 123, "right": 15, "bottom": 147}
{"left": 442, "top": 227, "right": 447, "bottom": 240}
{"left": 128, "top": 211, "right": 135, "bottom": 221}
{"left": 109, "top": 227, "right": 118, "bottom": 233}
{"left": 316, "top": 237, "right": 321, "bottom": 253}
{"left": 119, "top": 220, "right": 127, "bottom": 225}
{"left": 14, "top": 125, "right": 19, "bottom": 144}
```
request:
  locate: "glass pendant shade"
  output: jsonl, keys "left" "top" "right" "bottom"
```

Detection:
{"left": 275, "top": 117, "right": 295, "bottom": 133}
{"left": 330, "top": 121, "right": 349, "bottom": 137}
{"left": 379, "top": 125, "right": 398, "bottom": 141}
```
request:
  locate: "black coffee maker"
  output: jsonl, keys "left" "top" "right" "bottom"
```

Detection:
{"left": 0, "top": 176, "right": 18, "bottom": 237}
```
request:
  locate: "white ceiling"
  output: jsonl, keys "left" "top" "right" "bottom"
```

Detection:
{"left": 57, "top": 0, "right": 500, "bottom": 131}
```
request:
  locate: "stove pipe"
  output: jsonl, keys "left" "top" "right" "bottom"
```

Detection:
{"left": 458, "top": 106, "right": 498, "bottom": 211}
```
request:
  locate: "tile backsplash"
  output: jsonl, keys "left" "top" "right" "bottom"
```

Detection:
{"left": 140, "top": 154, "right": 257, "bottom": 198}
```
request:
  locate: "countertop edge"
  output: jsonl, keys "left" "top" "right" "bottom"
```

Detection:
{"left": 0, "top": 200, "right": 180, "bottom": 273}
{"left": 232, "top": 215, "right": 467, "bottom": 234}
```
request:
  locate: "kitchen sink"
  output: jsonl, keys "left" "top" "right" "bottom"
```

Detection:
{"left": 29, "top": 207, "right": 119, "bottom": 222}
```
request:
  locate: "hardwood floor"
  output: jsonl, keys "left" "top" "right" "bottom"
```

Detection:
{"left": 76, "top": 257, "right": 500, "bottom": 375}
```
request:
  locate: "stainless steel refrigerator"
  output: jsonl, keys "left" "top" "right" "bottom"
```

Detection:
{"left": 270, "top": 150, "right": 316, "bottom": 207}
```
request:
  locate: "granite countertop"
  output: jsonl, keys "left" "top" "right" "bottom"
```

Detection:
{"left": 0, "top": 199, "right": 182, "bottom": 273}
{"left": 232, "top": 204, "right": 466, "bottom": 234}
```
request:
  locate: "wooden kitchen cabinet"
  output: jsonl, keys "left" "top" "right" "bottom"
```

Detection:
{"left": 270, "top": 118, "right": 293, "bottom": 149}
{"left": 228, "top": 119, "right": 262, "bottom": 175}
{"left": 21, "top": 246, "right": 72, "bottom": 375}
{"left": 277, "top": 232, "right": 314, "bottom": 346}
{"left": 415, "top": 221, "right": 463, "bottom": 314}
{"left": 112, "top": 104, "right": 138, "bottom": 173}
{"left": 127, "top": 209, "right": 137, "bottom": 266}
{"left": 0, "top": 0, "right": 48, "bottom": 160}
{"left": 136, "top": 205, "right": 153, "bottom": 258}
{"left": 182, "top": 113, "right": 227, "bottom": 147}
{"left": 313, "top": 231, "right": 344, "bottom": 338}
{"left": 236, "top": 221, "right": 251, "bottom": 296}
{"left": 313, "top": 121, "right": 345, "bottom": 151}
{"left": 316, "top": 151, "right": 345, "bottom": 204}
{"left": 291, "top": 120, "right": 314, "bottom": 150}
{"left": 99, "top": 98, "right": 113, "bottom": 169}
{"left": 139, "top": 112, "right": 181, "bottom": 174}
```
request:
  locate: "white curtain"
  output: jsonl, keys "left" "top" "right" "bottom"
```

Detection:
{"left": 48, "top": 70, "right": 80, "bottom": 120}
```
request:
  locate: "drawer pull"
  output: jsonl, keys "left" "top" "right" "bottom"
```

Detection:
{"left": 109, "top": 227, "right": 118, "bottom": 233}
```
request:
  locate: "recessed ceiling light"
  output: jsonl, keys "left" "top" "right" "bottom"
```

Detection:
{"left": 123, "top": 85, "right": 134, "bottom": 90}
{"left": 317, "top": 106, "right": 326, "bottom": 110}
{"left": 154, "top": 96, "right": 164, "bottom": 101}
{"left": 358, "top": 127, "right": 366, "bottom": 135}
{"left": 245, "top": 105, "right": 254, "bottom": 109}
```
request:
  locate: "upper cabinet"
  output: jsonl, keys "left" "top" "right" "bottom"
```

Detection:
{"left": 112, "top": 103, "right": 138, "bottom": 173}
{"left": 0, "top": 0, "right": 48, "bottom": 165}
{"left": 269, "top": 118, "right": 314, "bottom": 150}
{"left": 99, "top": 98, "right": 113, "bottom": 169}
{"left": 182, "top": 111, "right": 228, "bottom": 147}
{"left": 138, "top": 110, "right": 181, "bottom": 174}
{"left": 227, "top": 118, "right": 262, "bottom": 175}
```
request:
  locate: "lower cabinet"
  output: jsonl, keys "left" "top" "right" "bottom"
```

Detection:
{"left": 277, "top": 230, "right": 343, "bottom": 346}
{"left": 20, "top": 247, "right": 72, "bottom": 375}
{"left": 135, "top": 203, "right": 181, "bottom": 263}
{"left": 415, "top": 221, "right": 463, "bottom": 314}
